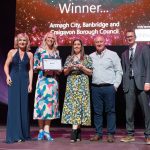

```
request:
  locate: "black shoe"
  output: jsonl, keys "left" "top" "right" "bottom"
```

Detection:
{"left": 77, "top": 128, "right": 81, "bottom": 142}
{"left": 70, "top": 129, "right": 77, "bottom": 143}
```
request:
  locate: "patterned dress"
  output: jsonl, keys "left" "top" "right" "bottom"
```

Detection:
{"left": 61, "top": 55, "right": 92, "bottom": 126}
{"left": 33, "top": 48, "right": 60, "bottom": 120}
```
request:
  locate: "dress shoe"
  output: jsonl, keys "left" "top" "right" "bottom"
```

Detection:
{"left": 107, "top": 135, "right": 115, "bottom": 143}
{"left": 145, "top": 137, "right": 150, "bottom": 145}
{"left": 120, "top": 135, "right": 135, "bottom": 142}
{"left": 90, "top": 135, "right": 102, "bottom": 141}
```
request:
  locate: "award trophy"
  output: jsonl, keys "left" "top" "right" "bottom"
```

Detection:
{"left": 72, "top": 60, "right": 81, "bottom": 71}
{"left": 69, "top": 56, "right": 81, "bottom": 74}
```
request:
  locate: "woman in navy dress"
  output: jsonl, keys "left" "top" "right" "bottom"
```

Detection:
{"left": 4, "top": 33, "right": 33, "bottom": 143}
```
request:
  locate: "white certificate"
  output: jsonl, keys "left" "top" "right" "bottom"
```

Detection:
{"left": 43, "top": 58, "right": 62, "bottom": 70}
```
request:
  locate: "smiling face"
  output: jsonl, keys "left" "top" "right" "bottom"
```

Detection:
{"left": 94, "top": 36, "right": 106, "bottom": 53}
{"left": 73, "top": 40, "right": 82, "bottom": 55}
{"left": 45, "top": 33, "right": 55, "bottom": 47}
{"left": 126, "top": 31, "right": 136, "bottom": 46}
{"left": 17, "top": 35, "right": 28, "bottom": 50}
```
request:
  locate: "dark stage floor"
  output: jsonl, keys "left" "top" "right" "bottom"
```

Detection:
{"left": 0, "top": 127, "right": 149, "bottom": 150}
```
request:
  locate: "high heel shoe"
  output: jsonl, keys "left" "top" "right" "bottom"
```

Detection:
{"left": 37, "top": 131, "right": 44, "bottom": 140}
{"left": 44, "top": 131, "right": 54, "bottom": 141}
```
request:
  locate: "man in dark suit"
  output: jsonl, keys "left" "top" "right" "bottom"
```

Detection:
{"left": 120, "top": 30, "right": 150, "bottom": 144}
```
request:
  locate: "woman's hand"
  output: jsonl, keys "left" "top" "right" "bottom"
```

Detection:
{"left": 64, "top": 63, "right": 73, "bottom": 75}
{"left": 28, "top": 84, "right": 32, "bottom": 93}
{"left": 76, "top": 64, "right": 85, "bottom": 70}
{"left": 6, "top": 76, "right": 12, "bottom": 86}
{"left": 36, "top": 65, "right": 43, "bottom": 70}
{"left": 67, "top": 63, "right": 74, "bottom": 70}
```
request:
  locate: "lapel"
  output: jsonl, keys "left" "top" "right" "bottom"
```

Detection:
{"left": 133, "top": 44, "right": 140, "bottom": 61}
{"left": 125, "top": 49, "right": 130, "bottom": 65}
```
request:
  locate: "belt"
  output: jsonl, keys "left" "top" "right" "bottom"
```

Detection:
{"left": 129, "top": 76, "right": 134, "bottom": 79}
{"left": 92, "top": 83, "right": 113, "bottom": 87}
{"left": 70, "top": 70, "right": 83, "bottom": 75}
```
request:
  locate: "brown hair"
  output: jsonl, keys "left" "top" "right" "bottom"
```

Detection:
{"left": 71, "top": 39, "right": 85, "bottom": 60}
{"left": 126, "top": 29, "right": 136, "bottom": 38}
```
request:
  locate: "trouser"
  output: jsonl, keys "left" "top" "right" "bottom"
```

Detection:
{"left": 92, "top": 85, "right": 116, "bottom": 136}
{"left": 125, "top": 78, "right": 150, "bottom": 138}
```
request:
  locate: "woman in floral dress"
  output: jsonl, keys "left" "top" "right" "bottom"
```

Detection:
{"left": 61, "top": 39, "right": 93, "bottom": 142}
{"left": 33, "top": 32, "right": 60, "bottom": 141}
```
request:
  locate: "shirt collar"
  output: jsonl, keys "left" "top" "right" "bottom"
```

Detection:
{"left": 96, "top": 48, "right": 106, "bottom": 56}
{"left": 129, "top": 43, "right": 137, "bottom": 50}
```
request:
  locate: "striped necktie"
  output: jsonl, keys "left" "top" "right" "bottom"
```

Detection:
{"left": 129, "top": 48, "right": 134, "bottom": 62}
{"left": 129, "top": 48, "right": 134, "bottom": 77}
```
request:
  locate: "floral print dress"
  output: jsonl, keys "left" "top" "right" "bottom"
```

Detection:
{"left": 61, "top": 55, "right": 92, "bottom": 125}
{"left": 33, "top": 48, "right": 60, "bottom": 120}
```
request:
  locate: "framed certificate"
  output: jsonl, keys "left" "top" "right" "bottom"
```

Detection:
{"left": 42, "top": 58, "right": 62, "bottom": 70}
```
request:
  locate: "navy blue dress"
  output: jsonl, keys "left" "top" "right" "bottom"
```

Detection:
{"left": 6, "top": 50, "right": 30, "bottom": 143}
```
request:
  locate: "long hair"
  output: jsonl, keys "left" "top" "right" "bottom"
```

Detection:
{"left": 40, "top": 31, "right": 58, "bottom": 50}
{"left": 15, "top": 33, "right": 31, "bottom": 51}
{"left": 71, "top": 39, "right": 85, "bottom": 60}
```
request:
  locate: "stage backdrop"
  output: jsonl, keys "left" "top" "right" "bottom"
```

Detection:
{"left": 16, "top": 0, "right": 150, "bottom": 46}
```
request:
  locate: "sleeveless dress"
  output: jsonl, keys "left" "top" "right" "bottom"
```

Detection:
{"left": 6, "top": 50, "right": 30, "bottom": 143}
{"left": 33, "top": 48, "right": 60, "bottom": 120}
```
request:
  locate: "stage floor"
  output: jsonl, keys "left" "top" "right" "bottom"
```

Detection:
{"left": 0, "top": 127, "right": 149, "bottom": 150}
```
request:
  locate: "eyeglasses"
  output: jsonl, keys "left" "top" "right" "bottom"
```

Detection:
{"left": 126, "top": 36, "right": 135, "bottom": 39}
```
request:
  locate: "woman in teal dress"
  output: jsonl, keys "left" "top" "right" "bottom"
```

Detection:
{"left": 4, "top": 33, "right": 33, "bottom": 143}
{"left": 61, "top": 39, "right": 93, "bottom": 142}
{"left": 33, "top": 32, "right": 60, "bottom": 141}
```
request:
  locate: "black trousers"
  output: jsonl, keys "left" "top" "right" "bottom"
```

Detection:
{"left": 125, "top": 78, "right": 150, "bottom": 138}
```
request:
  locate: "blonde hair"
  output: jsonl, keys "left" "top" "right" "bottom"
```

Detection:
{"left": 14, "top": 33, "right": 31, "bottom": 51}
{"left": 14, "top": 36, "right": 18, "bottom": 49}
{"left": 40, "top": 31, "right": 58, "bottom": 50}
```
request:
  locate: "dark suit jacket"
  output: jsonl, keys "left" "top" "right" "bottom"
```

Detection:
{"left": 122, "top": 44, "right": 150, "bottom": 92}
